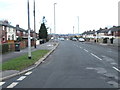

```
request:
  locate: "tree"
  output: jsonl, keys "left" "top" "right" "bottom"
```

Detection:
{"left": 39, "top": 16, "right": 48, "bottom": 40}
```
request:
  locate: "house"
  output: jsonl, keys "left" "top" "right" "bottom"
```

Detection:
{"left": 0, "top": 20, "right": 16, "bottom": 44}
{"left": 108, "top": 26, "right": 120, "bottom": 46}
{"left": 82, "top": 30, "right": 96, "bottom": 42}
{"left": 0, "top": 24, "right": 7, "bottom": 44}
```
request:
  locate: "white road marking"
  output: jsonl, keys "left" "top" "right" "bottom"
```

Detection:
{"left": 17, "top": 76, "right": 26, "bottom": 81}
{"left": 113, "top": 67, "right": 120, "bottom": 72}
{"left": 0, "top": 82, "right": 5, "bottom": 86}
{"left": 84, "top": 49, "right": 89, "bottom": 52}
{"left": 7, "top": 82, "right": 19, "bottom": 88}
{"left": 79, "top": 47, "right": 82, "bottom": 49}
{"left": 25, "top": 71, "right": 32, "bottom": 75}
{"left": 91, "top": 53, "right": 102, "bottom": 60}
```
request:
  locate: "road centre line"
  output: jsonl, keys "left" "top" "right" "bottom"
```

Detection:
{"left": 0, "top": 82, "right": 5, "bottom": 86}
{"left": 17, "top": 76, "right": 26, "bottom": 81}
{"left": 91, "top": 53, "right": 102, "bottom": 61}
{"left": 25, "top": 71, "right": 32, "bottom": 75}
{"left": 84, "top": 49, "right": 89, "bottom": 52}
{"left": 113, "top": 67, "right": 120, "bottom": 72}
{"left": 7, "top": 82, "right": 19, "bottom": 88}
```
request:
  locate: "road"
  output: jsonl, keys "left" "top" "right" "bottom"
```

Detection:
{"left": 1, "top": 40, "right": 119, "bottom": 88}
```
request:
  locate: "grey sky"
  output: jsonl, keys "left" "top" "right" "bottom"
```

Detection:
{"left": 0, "top": 0, "right": 119, "bottom": 34}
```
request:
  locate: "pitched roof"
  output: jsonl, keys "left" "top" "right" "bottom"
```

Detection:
{"left": 0, "top": 23, "right": 16, "bottom": 29}
{"left": 109, "top": 26, "right": 120, "bottom": 32}
{"left": 82, "top": 30, "right": 95, "bottom": 35}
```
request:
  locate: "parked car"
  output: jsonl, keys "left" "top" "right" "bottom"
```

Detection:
{"left": 59, "top": 38, "right": 65, "bottom": 41}
{"left": 72, "top": 38, "right": 77, "bottom": 41}
{"left": 78, "top": 38, "right": 85, "bottom": 42}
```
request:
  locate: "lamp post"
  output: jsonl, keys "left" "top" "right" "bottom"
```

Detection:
{"left": 54, "top": 3, "right": 57, "bottom": 38}
{"left": 27, "top": 0, "right": 31, "bottom": 59}
{"left": 73, "top": 26, "right": 74, "bottom": 34}
{"left": 77, "top": 16, "right": 79, "bottom": 34}
{"left": 33, "top": 0, "right": 36, "bottom": 48}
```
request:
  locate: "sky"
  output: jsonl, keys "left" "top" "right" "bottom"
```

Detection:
{"left": 0, "top": 0, "right": 119, "bottom": 34}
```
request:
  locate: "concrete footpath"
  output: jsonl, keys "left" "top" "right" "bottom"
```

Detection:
{"left": 0, "top": 41, "right": 59, "bottom": 81}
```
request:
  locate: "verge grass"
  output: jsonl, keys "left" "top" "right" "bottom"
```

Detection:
{"left": 0, "top": 50, "right": 49, "bottom": 71}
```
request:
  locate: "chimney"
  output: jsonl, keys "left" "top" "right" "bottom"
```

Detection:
{"left": 16, "top": 24, "right": 19, "bottom": 28}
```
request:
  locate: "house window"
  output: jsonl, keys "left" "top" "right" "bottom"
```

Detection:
{"left": 2, "top": 38, "right": 4, "bottom": 41}
{"left": 12, "top": 34, "right": 14, "bottom": 40}
{"left": 2, "top": 26, "right": 5, "bottom": 30}
{"left": 8, "top": 35, "right": 10, "bottom": 40}
{"left": 17, "top": 31, "right": 20, "bottom": 33}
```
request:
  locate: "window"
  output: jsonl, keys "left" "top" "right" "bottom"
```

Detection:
{"left": 2, "top": 26, "right": 5, "bottom": 30}
{"left": 8, "top": 35, "right": 10, "bottom": 40}
{"left": 17, "top": 31, "right": 20, "bottom": 33}
{"left": 23, "top": 32, "right": 26, "bottom": 35}
{"left": 12, "top": 34, "right": 14, "bottom": 40}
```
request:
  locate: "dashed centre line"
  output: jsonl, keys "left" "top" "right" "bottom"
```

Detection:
{"left": 0, "top": 82, "right": 5, "bottom": 86}
{"left": 7, "top": 82, "right": 19, "bottom": 88}
{"left": 25, "top": 71, "right": 32, "bottom": 75}
{"left": 113, "top": 67, "right": 120, "bottom": 72}
{"left": 17, "top": 76, "right": 26, "bottom": 81}
{"left": 79, "top": 47, "right": 82, "bottom": 49}
{"left": 84, "top": 49, "right": 89, "bottom": 52}
{"left": 91, "top": 53, "right": 102, "bottom": 61}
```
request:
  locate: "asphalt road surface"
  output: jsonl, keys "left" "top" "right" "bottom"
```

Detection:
{"left": 1, "top": 40, "right": 119, "bottom": 88}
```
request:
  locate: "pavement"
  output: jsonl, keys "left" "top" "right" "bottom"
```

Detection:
{"left": 0, "top": 41, "right": 59, "bottom": 81}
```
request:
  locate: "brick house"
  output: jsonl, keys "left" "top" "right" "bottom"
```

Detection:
{"left": 0, "top": 24, "right": 7, "bottom": 44}
{"left": 0, "top": 21, "right": 16, "bottom": 44}
{"left": 108, "top": 26, "right": 120, "bottom": 46}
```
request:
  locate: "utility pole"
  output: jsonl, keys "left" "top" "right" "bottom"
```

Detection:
{"left": 54, "top": 3, "right": 57, "bottom": 38}
{"left": 33, "top": 0, "right": 36, "bottom": 48}
{"left": 50, "top": 28, "right": 52, "bottom": 34}
{"left": 73, "top": 26, "right": 74, "bottom": 34}
{"left": 27, "top": 0, "right": 31, "bottom": 59}
{"left": 77, "top": 16, "right": 79, "bottom": 34}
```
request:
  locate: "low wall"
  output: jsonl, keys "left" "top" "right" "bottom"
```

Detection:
{"left": 113, "top": 38, "right": 120, "bottom": 46}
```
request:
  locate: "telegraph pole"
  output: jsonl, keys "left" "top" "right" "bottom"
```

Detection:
{"left": 54, "top": 3, "right": 57, "bottom": 38}
{"left": 33, "top": 0, "right": 36, "bottom": 48}
{"left": 27, "top": 0, "right": 31, "bottom": 59}
{"left": 77, "top": 16, "right": 79, "bottom": 34}
{"left": 73, "top": 26, "right": 74, "bottom": 34}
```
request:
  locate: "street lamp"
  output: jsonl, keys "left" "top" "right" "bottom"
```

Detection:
{"left": 33, "top": 0, "right": 36, "bottom": 48}
{"left": 27, "top": 0, "right": 31, "bottom": 59}
{"left": 73, "top": 26, "right": 74, "bottom": 34}
{"left": 54, "top": 3, "right": 57, "bottom": 37}
{"left": 77, "top": 16, "right": 79, "bottom": 34}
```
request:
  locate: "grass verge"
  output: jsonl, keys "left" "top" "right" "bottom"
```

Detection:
{"left": 0, "top": 50, "right": 49, "bottom": 71}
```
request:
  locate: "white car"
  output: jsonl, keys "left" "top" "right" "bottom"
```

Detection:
{"left": 72, "top": 38, "right": 77, "bottom": 41}
{"left": 59, "top": 38, "right": 65, "bottom": 41}
{"left": 78, "top": 38, "right": 85, "bottom": 42}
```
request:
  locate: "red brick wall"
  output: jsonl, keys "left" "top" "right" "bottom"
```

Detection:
{"left": 20, "top": 41, "right": 26, "bottom": 49}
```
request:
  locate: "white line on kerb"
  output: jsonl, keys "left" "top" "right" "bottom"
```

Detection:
{"left": 91, "top": 53, "right": 102, "bottom": 60}
{"left": 0, "top": 82, "right": 5, "bottom": 86}
{"left": 7, "top": 82, "right": 19, "bottom": 88}
{"left": 25, "top": 71, "right": 32, "bottom": 75}
{"left": 17, "top": 76, "right": 26, "bottom": 81}
{"left": 84, "top": 49, "right": 89, "bottom": 52}
{"left": 113, "top": 67, "right": 120, "bottom": 72}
